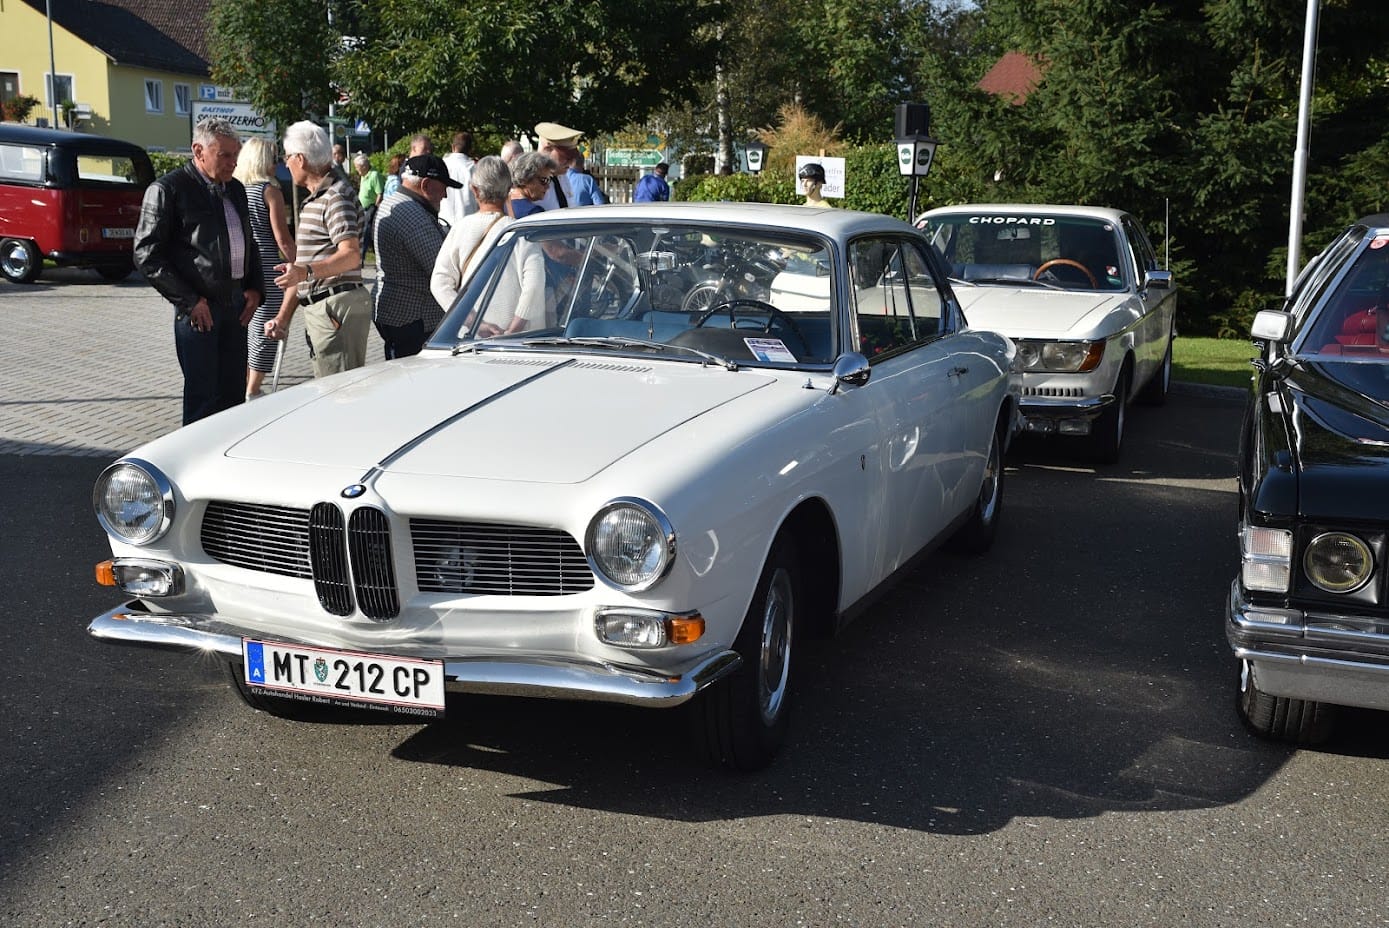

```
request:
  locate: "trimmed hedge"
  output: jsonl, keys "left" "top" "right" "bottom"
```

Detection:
{"left": 672, "top": 144, "right": 928, "bottom": 222}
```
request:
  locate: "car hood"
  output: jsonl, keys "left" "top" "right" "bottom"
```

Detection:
{"left": 1282, "top": 359, "right": 1389, "bottom": 520}
{"left": 225, "top": 353, "right": 774, "bottom": 484}
{"left": 954, "top": 286, "right": 1128, "bottom": 340}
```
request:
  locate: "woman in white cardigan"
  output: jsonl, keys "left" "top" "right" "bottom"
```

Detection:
{"left": 430, "top": 156, "right": 547, "bottom": 337}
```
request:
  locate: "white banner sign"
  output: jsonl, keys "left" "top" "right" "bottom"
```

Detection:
{"left": 191, "top": 101, "right": 277, "bottom": 142}
{"left": 794, "top": 155, "right": 846, "bottom": 199}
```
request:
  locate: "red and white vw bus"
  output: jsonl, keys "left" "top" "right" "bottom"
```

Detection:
{"left": 0, "top": 124, "right": 154, "bottom": 283}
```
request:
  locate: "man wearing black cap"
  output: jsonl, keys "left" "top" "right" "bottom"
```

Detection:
{"left": 372, "top": 154, "right": 460, "bottom": 359}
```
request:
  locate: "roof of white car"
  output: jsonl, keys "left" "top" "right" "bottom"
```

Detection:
{"left": 919, "top": 203, "right": 1131, "bottom": 224}
{"left": 507, "top": 201, "right": 918, "bottom": 239}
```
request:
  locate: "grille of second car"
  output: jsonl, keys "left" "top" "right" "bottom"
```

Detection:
{"left": 411, "top": 519, "right": 595, "bottom": 595}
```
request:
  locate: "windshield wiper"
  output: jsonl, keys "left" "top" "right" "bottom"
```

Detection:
{"left": 519, "top": 335, "right": 738, "bottom": 371}
{"left": 968, "top": 276, "right": 1063, "bottom": 290}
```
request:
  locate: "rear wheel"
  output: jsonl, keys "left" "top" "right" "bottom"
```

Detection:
{"left": 1237, "top": 659, "right": 1335, "bottom": 744}
{"left": 1137, "top": 335, "right": 1172, "bottom": 406}
{"left": 96, "top": 261, "right": 134, "bottom": 282}
{"left": 0, "top": 238, "right": 42, "bottom": 284}
{"left": 693, "top": 535, "right": 799, "bottom": 770}
{"left": 950, "top": 416, "right": 1005, "bottom": 554}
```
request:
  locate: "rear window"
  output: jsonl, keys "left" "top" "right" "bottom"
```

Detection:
{"left": 0, "top": 143, "right": 44, "bottom": 183}
{"left": 75, "top": 153, "right": 145, "bottom": 186}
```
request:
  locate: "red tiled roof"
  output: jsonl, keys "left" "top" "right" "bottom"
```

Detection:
{"left": 978, "top": 52, "right": 1044, "bottom": 104}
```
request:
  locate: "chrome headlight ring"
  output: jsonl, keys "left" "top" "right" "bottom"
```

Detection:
{"left": 93, "top": 458, "right": 176, "bottom": 546}
{"left": 585, "top": 497, "right": 676, "bottom": 593}
{"left": 1303, "top": 531, "right": 1374, "bottom": 594}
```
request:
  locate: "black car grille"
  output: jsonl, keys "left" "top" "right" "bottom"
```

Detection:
{"left": 411, "top": 519, "right": 595, "bottom": 596}
{"left": 200, "top": 501, "right": 593, "bottom": 615}
{"left": 202, "top": 501, "right": 313, "bottom": 579}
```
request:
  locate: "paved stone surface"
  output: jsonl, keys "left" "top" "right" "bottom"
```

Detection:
{"left": 0, "top": 266, "right": 381, "bottom": 457}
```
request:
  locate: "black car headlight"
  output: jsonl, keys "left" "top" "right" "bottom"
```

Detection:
{"left": 93, "top": 459, "right": 174, "bottom": 545}
{"left": 585, "top": 498, "right": 675, "bottom": 592}
{"left": 1303, "top": 532, "right": 1374, "bottom": 594}
{"left": 1016, "top": 340, "right": 1105, "bottom": 372}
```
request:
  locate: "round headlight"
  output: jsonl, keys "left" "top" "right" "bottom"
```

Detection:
{"left": 585, "top": 499, "right": 675, "bottom": 592}
{"left": 1303, "top": 532, "right": 1373, "bottom": 593}
{"left": 93, "top": 460, "right": 174, "bottom": 545}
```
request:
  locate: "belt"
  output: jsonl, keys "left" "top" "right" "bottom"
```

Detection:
{"left": 300, "top": 283, "right": 364, "bottom": 305}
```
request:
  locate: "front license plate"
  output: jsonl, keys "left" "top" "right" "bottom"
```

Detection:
{"left": 102, "top": 227, "right": 134, "bottom": 239}
{"left": 242, "top": 639, "right": 446, "bottom": 718}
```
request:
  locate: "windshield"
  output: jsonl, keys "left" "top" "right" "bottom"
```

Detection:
{"left": 922, "top": 212, "right": 1126, "bottom": 291}
{"left": 430, "top": 221, "right": 837, "bottom": 367}
{"left": 1296, "top": 231, "right": 1389, "bottom": 364}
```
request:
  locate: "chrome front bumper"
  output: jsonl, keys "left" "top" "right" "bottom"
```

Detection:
{"left": 89, "top": 604, "right": 741, "bottom": 708}
{"left": 1018, "top": 392, "right": 1115, "bottom": 421}
{"left": 1226, "top": 580, "right": 1389, "bottom": 713}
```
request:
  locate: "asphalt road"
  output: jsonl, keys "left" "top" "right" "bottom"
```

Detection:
{"left": 3, "top": 272, "right": 1388, "bottom": 927}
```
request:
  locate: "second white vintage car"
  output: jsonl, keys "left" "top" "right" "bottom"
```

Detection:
{"left": 88, "top": 203, "right": 1017, "bottom": 770}
{"left": 918, "top": 204, "right": 1176, "bottom": 463}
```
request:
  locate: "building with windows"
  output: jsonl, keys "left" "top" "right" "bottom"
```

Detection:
{"left": 1, "top": 0, "right": 212, "bottom": 151}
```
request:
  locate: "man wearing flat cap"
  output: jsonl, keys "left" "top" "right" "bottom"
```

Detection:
{"left": 534, "top": 122, "right": 608, "bottom": 209}
{"left": 372, "top": 154, "right": 460, "bottom": 359}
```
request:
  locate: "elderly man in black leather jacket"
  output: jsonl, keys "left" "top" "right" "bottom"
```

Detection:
{"left": 135, "top": 116, "right": 262, "bottom": 425}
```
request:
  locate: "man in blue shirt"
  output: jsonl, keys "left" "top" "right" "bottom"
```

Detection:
{"left": 634, "top": 162, "right": 670, "bottom": 203}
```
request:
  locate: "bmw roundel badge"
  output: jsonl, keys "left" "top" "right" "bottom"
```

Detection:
{"left": 341, "top": 484, "right": 367, "bottom": 499}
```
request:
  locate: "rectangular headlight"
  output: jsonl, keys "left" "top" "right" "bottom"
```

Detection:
{"left": 112, "top": 558, "right": 184, "bottom": 597}
{"left": 1241, "top": 526, "right": 1292, "bottom": 593}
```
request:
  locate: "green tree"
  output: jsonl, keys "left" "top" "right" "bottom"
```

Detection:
{"left": 332, "top": 0, "right": 718, "bottom": 136}
{"left": 207, "top": 0, "right": 339, "bottom": 129}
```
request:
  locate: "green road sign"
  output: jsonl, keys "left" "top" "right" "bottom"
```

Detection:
{"left": 606, "top": 148, "right": 663, "bottom": 167}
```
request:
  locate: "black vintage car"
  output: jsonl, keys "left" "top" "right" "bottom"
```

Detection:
{"left": 1229, "top": 213, "right": 1389, "bottom": 742}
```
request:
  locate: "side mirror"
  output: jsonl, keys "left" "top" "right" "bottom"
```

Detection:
{"left": 1142, "top": 269, "right": 1173, "bottom": 290}
{"left": 829, "top": 353, "right": 871, "bottom": 394}
{"left": 1250, "top": 310, "right": 1294, "bottom": 343}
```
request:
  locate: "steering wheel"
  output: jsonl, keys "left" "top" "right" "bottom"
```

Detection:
{"left": 1033, "top": 258, "right": 1098, "bottom": 289}
{"left": 693, "top": 299, "right": 811, "bottom": 356}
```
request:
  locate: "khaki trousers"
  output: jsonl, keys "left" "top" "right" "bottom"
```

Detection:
{"left": 304, "top": 285, "right": 372, "bottom": 378}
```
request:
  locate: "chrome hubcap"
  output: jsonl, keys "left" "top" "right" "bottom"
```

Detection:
{"left": 758, "top": 567, "right": 794, "bottom": 725}
{"left": 1, "top": 241, "right": 32, "bottom": 277}
{"left": 978, "top": 433, "right": 1000, "bottom": 523}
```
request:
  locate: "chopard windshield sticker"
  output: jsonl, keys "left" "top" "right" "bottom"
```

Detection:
{"left": 969, "top": 216, "right": 1056, "bottom": 225}
{"left": 1371, "top": 236, "right": 1389, "bottom": 250}
{"left": 745, "top": 338, "right": 797, "bottom": 364}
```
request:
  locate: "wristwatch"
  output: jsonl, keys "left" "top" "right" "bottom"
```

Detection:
{"left": 302, "top": 263, "right": 314, "bottom": 283}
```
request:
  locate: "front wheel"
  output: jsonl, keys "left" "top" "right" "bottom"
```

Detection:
{"left": 0, "top": 238, "right": 42, "bottom": 284}
{"left": 1089, "top": 367, "right": 1128, "bottom": 465}
{"left": 693, "top": 535, "right": 799, "bottom": 770}
{"left": 1237, "top": 659, "right": 1335, "bottom": 744}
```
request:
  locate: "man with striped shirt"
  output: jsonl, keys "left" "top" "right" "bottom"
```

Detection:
{"left": 372, "top": 154, "right": 457, "bottom": 359}
{"left": 264, "top": 121, "right": 372, "bottom": 377}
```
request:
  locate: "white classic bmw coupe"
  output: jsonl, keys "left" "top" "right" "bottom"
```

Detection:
{"left": 89, "top": 203, "right": 1018, "bottom": 770}
{"left": 918, "top": 204, "right": 1176, "bottom": 463}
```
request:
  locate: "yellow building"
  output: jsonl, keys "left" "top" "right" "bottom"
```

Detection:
{"left": 0, "top": 0, "right": 213, "bottom": 151}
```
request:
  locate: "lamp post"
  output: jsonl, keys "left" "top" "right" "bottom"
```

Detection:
{"left": 895, "top": 133, "right": 938, "bottom": 220}
{"left": 745, "top": 140, "right": 767, "bottom": 174}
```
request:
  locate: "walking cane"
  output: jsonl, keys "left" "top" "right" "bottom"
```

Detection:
{"left": 270, "top": 335, "right": 285, "bottom": 393}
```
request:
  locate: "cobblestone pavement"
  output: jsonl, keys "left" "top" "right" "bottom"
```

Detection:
{"left": 0, "top": 266, "right": 382, "bottom": 457}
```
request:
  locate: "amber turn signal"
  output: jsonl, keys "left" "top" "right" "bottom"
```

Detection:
{"left": 667, "top": 614, "right": 706, "bottom": 645}
{"left": 95, "top": 559, "right": 116, "bottom": 586}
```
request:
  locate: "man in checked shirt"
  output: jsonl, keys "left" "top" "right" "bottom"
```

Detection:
{"left": 370, "top": 154, "right": 460, "bottom": 359}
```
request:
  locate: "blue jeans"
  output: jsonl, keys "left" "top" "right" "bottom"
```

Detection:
{"left": 174, "top": 293, "right": 247, "bottom": 425}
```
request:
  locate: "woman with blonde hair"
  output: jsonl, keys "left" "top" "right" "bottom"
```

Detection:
{"left": 232, "top": 136, "right": 296, "bottom": 397}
